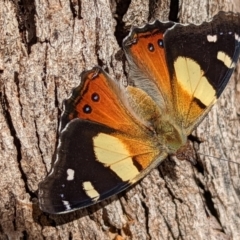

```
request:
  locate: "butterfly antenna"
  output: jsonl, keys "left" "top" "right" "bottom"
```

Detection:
{"left": 197, "top": 153, "right": 240, "bottom": 166}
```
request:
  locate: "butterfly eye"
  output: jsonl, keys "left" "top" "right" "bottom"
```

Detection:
{"left": 91, "top": 93, "right": 100, "bottom": 102}
{"left": 83, "top": 104, "right": 92, "bottom": 114}
{"left": 158, "top": 39, "right": 164, "bottom": 48}
{"left": 148, "top": 43, "right": 155, "bottom": 52}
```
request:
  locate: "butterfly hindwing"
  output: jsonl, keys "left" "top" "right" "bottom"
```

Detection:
{"left": 39, "top": 120, "right": 133, "bottom": 213}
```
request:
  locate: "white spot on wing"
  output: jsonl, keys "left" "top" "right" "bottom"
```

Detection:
{"left": 62, "top": 200, "right": 71, "bottom": 210}
{"left": 207, "top": 35, "right": 217, "bottom": 42}
{"left": 83, "top": 181, "right": 100, "bottom": 201}
{"left": 48, "top": 168, "right": 54, "bottom": 176}
{"left": 235, "top": 33, "right": 240, "bottom": 42}
{"left": 67, "top": 169, "right": 75, "bottom": 181}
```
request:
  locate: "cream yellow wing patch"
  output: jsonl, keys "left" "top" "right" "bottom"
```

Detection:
{"left": 82, "top": 181, "right": 100, "bottom": 201}
{"left": 174, "top": 57, "right": 216, "bottom": 106}
{"left": 93, "top": 133, "right": 139, "bottom": 182}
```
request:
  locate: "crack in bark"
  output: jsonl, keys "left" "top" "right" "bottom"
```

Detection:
{"left": 193, "top": 169, "right": 225, "bottom": 232}
{"left": 148, "top": 0, "right": 159, "bottom": 21}
{"left": 140, "top": 200, "right": 150, "bottom": 238}
{"left": 69, "top": 0, "right": 77, "bottom": 18}
{"left": 114, "top": 0, "right": 131, "bottom": 47}
{"left": 22, "top": 230, "right": 28, "bottom": 239}
{"left": 11, "top": 0, "right": 37, "bottom": 54}
{"left": 69, "top": 231, "right": 73, "bottom": 240}
{"left": 193, "top": 158, "right": 205, "bottom": 175}
{"left": 13, "top": 72, "right": 23, "bottom": 119}
{"left": 2, "top": 86, "right": 22, "bottom": 163}
{"left": 95, "top": 17, "right": 105, "bottom": 68}
{"left": 162, "top": 177, "right": 183, "bottom": 204}
{"left": 203, "top": 190, "right": 222, "bottom": 225}
{"left": 33, "top": 119, "right": 44, "bottom": 166}
{"left": 2, "top": 87, "right": 36, "bottom": 199}
{"left": 11, "top": 193, "right": 17, "bottom": 231}
{"left": 188, "top": 134, "right": 203, "bottom": 145}
{"left": 54, "top": 77, "right": 60, "bottom": 109}
{"left": 42, "top": 47, "right": 48, "bottom": 88}
{"left": 168, "top": 0, "right": 179, "bottom": 22}
{"left": 157, "top": 206, "right": 176, "bottom": 239}
{"left": 77, "top": 0, "right": 82, "bottom": 19}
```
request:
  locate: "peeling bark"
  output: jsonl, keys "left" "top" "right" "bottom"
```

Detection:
{"left": 0, "top": 0, "right": 240, "bottom": 239}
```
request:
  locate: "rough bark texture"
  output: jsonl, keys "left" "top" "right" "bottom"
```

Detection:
{"left": 1, "top": 0, "right": 240, "bottom": 239}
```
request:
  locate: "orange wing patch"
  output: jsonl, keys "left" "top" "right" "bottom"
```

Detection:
{"left": 173, "top": 81, "right": 207, "bottom": 128}
{"left": 128, "top": 31, "right": 172, "bottom": 104}
{"left": 93, "top": 131, "right": 163, "bottom": 181}
{"left": 66, "top": 69, "right": 140, "bottom": 133}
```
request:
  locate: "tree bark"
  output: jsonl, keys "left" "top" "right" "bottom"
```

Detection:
{"left": 1, "top": 0, "right": 240, "bottom": 239}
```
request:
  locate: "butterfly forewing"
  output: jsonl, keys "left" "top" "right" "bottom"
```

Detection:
{"left": 123, "top": 21, "right": 175, "bottom": 113}
{"left": 60, "top": 68, "right": 137, "bottom": 132}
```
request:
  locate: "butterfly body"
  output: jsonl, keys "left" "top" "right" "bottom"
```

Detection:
{"left": 39, "top": 11, "right": 240, "bottom": 214}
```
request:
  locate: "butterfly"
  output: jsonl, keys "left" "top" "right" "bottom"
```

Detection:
{"left": 38, "top": 11, "right": 240, "bottom": 214}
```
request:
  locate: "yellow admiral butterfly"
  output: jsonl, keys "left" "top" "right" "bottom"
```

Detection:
{"left": 38, "top": 11, "right": 240, "bottom": 214}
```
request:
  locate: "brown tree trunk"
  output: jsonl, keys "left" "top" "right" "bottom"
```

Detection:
{"left": 1, "top": 0, "right": 240, "bottom": 239}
